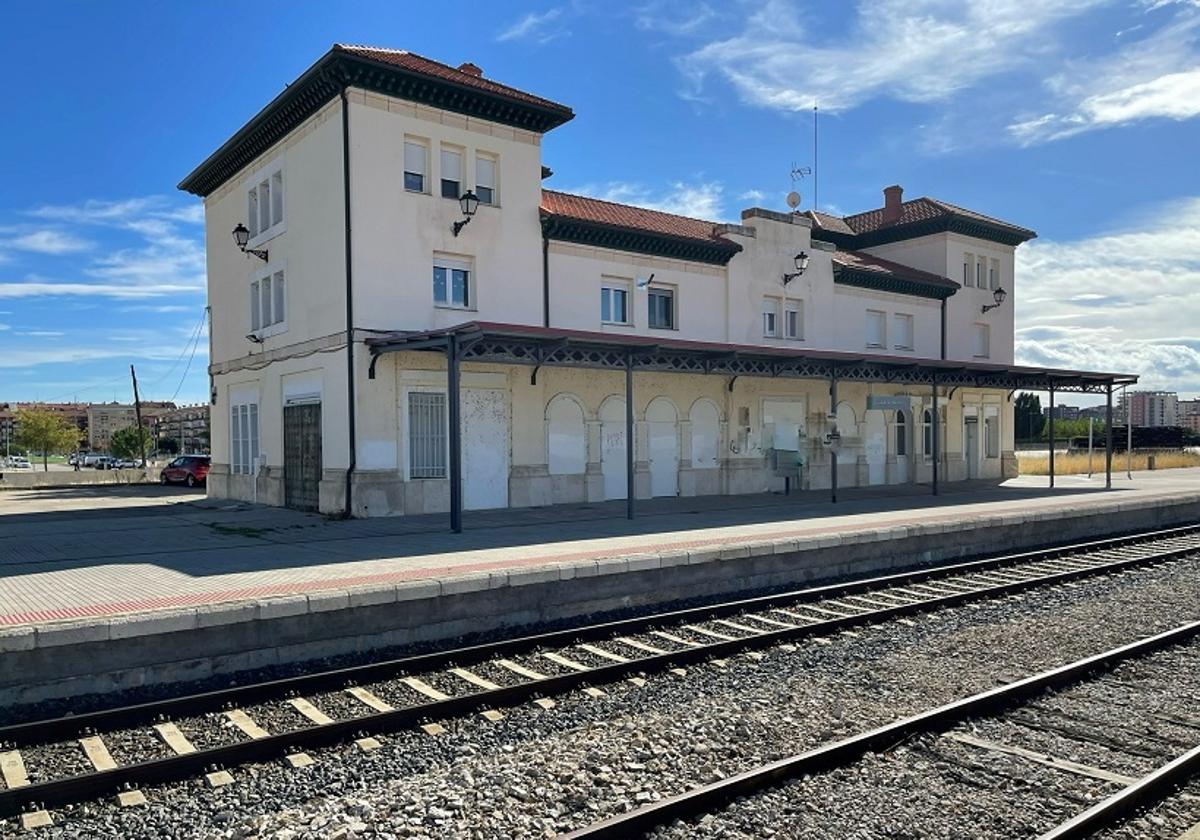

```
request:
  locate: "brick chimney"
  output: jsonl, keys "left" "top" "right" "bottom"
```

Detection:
{"left": 457, "top": 62, "right": 483, "bottom": 77}
{"left": 882, "top": 185, "right": 903, "bottom": 224}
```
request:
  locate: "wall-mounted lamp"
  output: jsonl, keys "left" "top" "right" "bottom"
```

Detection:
{"left": 452, "top": 191, "right": 481, "bottom": 237}
{"left": 981, "top": 286, "right": 1007, "bottom": 314}
{"left": 232, "top": 224, "right": 269, "bottom": 262}
{"left": 782, "top": 251, "right": 810, "bottom": 286}
{"left": 635, "top": 273, "right": 656, "bottom": 289}
{"left": 245, "top": 333, "right": 263, "bottom": 344}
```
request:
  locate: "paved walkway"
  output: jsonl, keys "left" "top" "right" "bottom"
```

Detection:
{"left": 1, "top": 470, "right": 1198, "bottom": 628}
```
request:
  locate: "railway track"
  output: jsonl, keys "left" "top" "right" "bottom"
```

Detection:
{"left": 562, "top": 620, "right": 1200, "bottom": 839}
{"left": 2, "top": 524, "right": 1199, "bottom": 829}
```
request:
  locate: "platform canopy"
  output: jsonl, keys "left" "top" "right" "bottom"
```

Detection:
{"left": 366, "top": 321, "right": 1138, "bottom": 393}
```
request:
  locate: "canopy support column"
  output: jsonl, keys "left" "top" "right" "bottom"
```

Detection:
{"left": 1105, "top": 384, "right": 1113, "bottom": 490}
{"left": 1048, "top": 385, "right": 1055, "bottom": 488}
{"left": 448, "top": 334, "right": 463, "bottom": 534}
{"left": 626, "top": 351, "right": 635, "bottom": 520}
{"left": 932, "top": 375, "right": 939, "bottom": 497}
{"left": 830, "top": 374, "right": 838, "bottom": 504}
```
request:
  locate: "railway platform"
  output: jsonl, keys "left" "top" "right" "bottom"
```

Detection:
{"left": 1, "top": 469, "right": 1198, "bottom": 705}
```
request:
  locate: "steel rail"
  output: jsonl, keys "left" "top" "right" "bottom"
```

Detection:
{"left": 1037, "top": 743, "right": 1200, "bottom": 840}
{"left": 558, "top": 620, "right": 1200, "bottom": 839}
{"left": 4, "top": 522, "right": 1196, "bottom": 747}
{"left": 0, "top": 529, "right": 1196, "bottom": 820}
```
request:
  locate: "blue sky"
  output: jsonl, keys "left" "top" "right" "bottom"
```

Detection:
{"left": 1, "top": 0, "right": 1198, "bottom": 406}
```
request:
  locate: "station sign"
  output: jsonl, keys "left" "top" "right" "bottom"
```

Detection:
{"left": 866, "top": 395, "right": 911, "bottom": 411}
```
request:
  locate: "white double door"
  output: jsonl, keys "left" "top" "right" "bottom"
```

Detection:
{"left": 462, "top": 388, "right": 508, "bottom": 510}
{"left": 600, "top": 397, "right": 678, "bottom": 499}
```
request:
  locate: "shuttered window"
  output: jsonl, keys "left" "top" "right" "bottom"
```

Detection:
{"left": 404, "top": 140, "right": 427, "bottom": 192}
{"left": 476, "top": 154, "right": 497, "bottom": 204}
{"left": 866, "top": 310, "right": 886, "bottom": 348}
{"left": 441, "top": 147, "right": 462, "bottom": 199}
{"left": 408, "top": 392, "right": 447, "bottom": 479}
{"left": 893, "top": 313, "right": 914, "bottom": 350}
{"left": 972, "top": 323, "right": 990, "bottom": 358}
{"left": 230, "top": 402, "right": 259, "bottom": 475}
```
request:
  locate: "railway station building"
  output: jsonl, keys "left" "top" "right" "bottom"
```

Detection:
{"left": 180, "top": 44, "right": 1135, "bottom": 521}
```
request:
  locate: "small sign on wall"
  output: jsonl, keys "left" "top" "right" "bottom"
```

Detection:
{"left": 867, "top": 395, "right": 910, "bottom": 412}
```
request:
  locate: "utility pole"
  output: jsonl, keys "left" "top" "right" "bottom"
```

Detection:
{"left": 130, "top": 364, "right": 148, "bottom": 472}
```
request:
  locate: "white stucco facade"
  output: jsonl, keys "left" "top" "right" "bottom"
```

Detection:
{"left": 188, "top": 48, "right": 1033, "bottom": 517}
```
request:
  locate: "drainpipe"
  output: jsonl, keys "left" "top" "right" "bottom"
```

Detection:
{"left": 542, "top": 233, "right": 550, "bottom": 328}
{"left": 940, "top": 297, "right": 947, "bottom": 360}
{"left": 340, "top": 86, "right": 357, "bottom": 517}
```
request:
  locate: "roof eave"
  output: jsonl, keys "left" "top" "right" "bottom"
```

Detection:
{"left": 541, "top": 213, "right": 742, "bottom": 266}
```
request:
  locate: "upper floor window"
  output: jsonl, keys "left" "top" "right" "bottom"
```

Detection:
{"left": 866, "top": 309, "right": 886, "bottom": 349}
{"left": 762, "top": 298, "right": 779, "bottom": 338}
{"left": 249, "top": 267, "right": 286, "bottom": 335}
{"left": 601, "top": 282, "right": 629, "bottom": 324}
{"left": 962, "top": 253, "right": 973, "bottom": 287}
{"left": 440, "top": 147, "right": 463, "bottom": 199}
{"left": 785, "top": 300, "right": 803, "bottom": 340}
{"left": 893, "top": 313, "right": 914, "bottom": 350}
{"left": 475, "top": 154, "right": 498, "bottom": 205}
{"left": 404, "top": 139, "right": 428, "bottom": 193}
{"left": 246, "top": 161, "right": 284, "bottom": 241}
{"left": 989, "top": 259, "right": 999, "bottom": 291}
{"left": 972, "top": 322, "right": 990, "bottom": 358}
{"left": 648, "top": 288, "right": 675, "bottom": 330}
{"left": 976, "top": 257, "right": 985, "bottom": 289}
{"left": 433, "top": 256, "right": 471, "bottom": 308}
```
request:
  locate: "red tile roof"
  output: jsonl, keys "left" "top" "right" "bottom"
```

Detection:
{"left": 335, "top": 45, "right": 573, "bottom": 117}
{"left": 840, "top": 196, "right": 1035, "bottom": 239}
{"left": 804, "top": 210, "right": 855, "bottom": 236}
{"left": 832, "top": 249, "right": 959, "bottom": 291}
{"left": 541, "top": 190, "right": 730, "bottom": 244}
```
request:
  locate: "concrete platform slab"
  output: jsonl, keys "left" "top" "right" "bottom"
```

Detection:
{"left": 1, "top": 471, "right": 1198, "bottom": 705}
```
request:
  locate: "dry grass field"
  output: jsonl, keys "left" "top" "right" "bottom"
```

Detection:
{"left": 1020, "top": 451, "right": 1200, "bottom": 475}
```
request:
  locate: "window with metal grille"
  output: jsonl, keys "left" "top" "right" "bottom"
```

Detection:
{"left": 408, "top": 392, "right": 447, "bottom": 479}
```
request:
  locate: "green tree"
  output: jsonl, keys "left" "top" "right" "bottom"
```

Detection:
{"left": 110, "top": 425, "right": 151, "bottom": 460}
{"left": 1013, "top": 393, "right": 1045, "bottom": 442}
{"left": 14, "top": 408, "right": 79, "bottom": 471}
{"left": 158, "top": 437, "right": 180, "bottom": 455}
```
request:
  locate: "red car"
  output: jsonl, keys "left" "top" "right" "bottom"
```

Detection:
{"left": 160, "top": 455, "right": 211, "bottom": 487}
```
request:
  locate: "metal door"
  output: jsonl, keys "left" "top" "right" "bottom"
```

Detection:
{"left": 462, "top": 388, "right": 509, "bottom": 510}
{"left": 964, "top": 417, "right": 979, "bottom": 480}
{"left": 646, "top": 398, "right": 678, "bottom": 497}
{"left": 284, "top": 402, "right": 322, "bottom": 511}
{"left": 600, "top": 397, "right": 627, "bottom": 500}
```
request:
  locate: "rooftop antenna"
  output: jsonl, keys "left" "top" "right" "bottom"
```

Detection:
{"left": 812, "top": 104, "right": 818, "bottom": 212}
{"left": 788, "top": 162, "right": 811, "bottom": 213}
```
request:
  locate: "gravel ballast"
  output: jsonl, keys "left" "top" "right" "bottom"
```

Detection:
{"left": 8, "top": 554, "right": 1200, "bottom": 839}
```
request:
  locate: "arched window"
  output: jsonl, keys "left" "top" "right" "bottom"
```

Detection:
{"left": 895, "top": 410, "right": 907, "bottom": 457}
{"left": 923, "top": 409, "right": 933, "bottom": 457}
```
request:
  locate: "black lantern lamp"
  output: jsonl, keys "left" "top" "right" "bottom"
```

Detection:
{"left": 981, "top": 286, "right": 1007, "bottom": 314}
{"left": 452, "top": 191, "right": 481, "bottom": 237}
{"left": 231, "top": 223, "right": 269, "bottom": 262}
{"left": 782, "top": 251, "right": 809, "bottom": 285}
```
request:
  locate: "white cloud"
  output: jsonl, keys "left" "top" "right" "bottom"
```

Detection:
{"left": 15, "top": 330, "right": 64, "bottom": 337}
{"left": 1015, "top": 196, "right": 1200, "bottom": 395}
{"left": 634, "top": 1, "right": 715, "bottom": 35}
{"left": 566, "top": 180, "right": 727, "bottom": 219}
{"left": 738, "top": 189, "right": 767, "bottom": 204}
{"left": 0, "top": 280, "right": 202, "bottom": 299}
{"left": 1009, "top": 15, "right": 1200, "bottom": 143}
{"left": 496, "top": 8, "right": 567, "bottom": 43}
{"left": 6, "top": 195, "right": 206, "bottom": 301}
{"left": 676, "top": 0, "right": 1107, "bottom": 114}
{"left": 0, "top": 323, "right": 9, "bottom": 330}
{"left": 2, "top": 229, "right": 93, "bottom": 255}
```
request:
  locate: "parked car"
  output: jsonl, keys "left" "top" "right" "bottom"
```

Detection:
{"left": 67, "top": 453, "right": 78, "bottom": 466}
{"left": 160, "top": 455, "right": 211, "bottom": 487}
{"left": 93, "top": 456, "right": 114, "bottom": 470}
{"left": 114, "top": 458, "right": 141, "bottom": 469}
{"left": 82, "top": 454, "right": 103, "bottom": 467}
{"left": 9, "top": 457, "right": 32, "bottom": 470}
